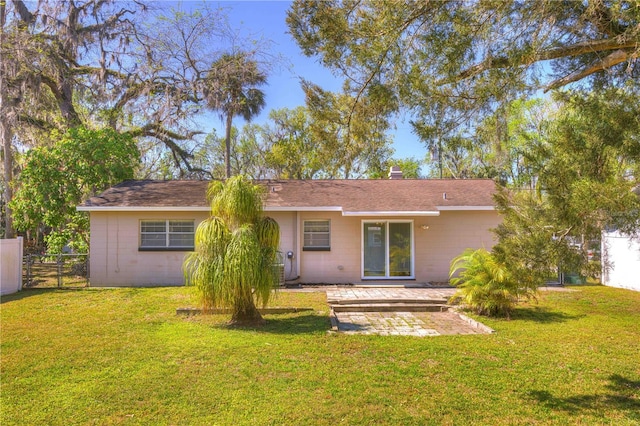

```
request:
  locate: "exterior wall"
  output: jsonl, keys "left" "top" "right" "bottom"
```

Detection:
{"left": 298, "top": 211, "right": 361, "bottom": 283}
{"left": 89, "top": 209, "right": 501, "bottom": 287}
{"left": 602, "top": 231, "right": 640, "bottom": 292}
{"left": 294, "top": 210, "right": 501, "bottom": 284}
{"left": 1, "top": 237, "right": 24, "bottom": 295}
{"left": 89, "top": 211, "right": 208, "bottom": 287}
{"left": 414, "top": 210, "right": 501, "bottom": 283}
{"left": 266, "top": 211, "right": 297, "bottom": 280}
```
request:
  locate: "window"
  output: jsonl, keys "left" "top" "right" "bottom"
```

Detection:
{"left": 140, "top": 220, "right": 194, "bottom": 251}
{"left": 303, "top": 220, "right": 330, "bottom": 251}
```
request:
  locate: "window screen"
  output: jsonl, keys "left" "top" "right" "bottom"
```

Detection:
{"left": 303, "top": 220, "right": 330, "bottom": 251}
{"left": 140, "top": 220, "right": 194, "bottom": 250}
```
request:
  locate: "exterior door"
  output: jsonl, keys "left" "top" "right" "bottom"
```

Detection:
{"left": 362, "top": 221, "right": 413, "bottom": 279}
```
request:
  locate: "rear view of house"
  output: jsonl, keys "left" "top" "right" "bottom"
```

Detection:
{"left": 78, "top": 175, "right": 501, "bottom": 287}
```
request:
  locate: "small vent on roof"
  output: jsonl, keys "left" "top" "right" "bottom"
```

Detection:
{"left": 443, "top": 192, "right": 447, "bottom": 200}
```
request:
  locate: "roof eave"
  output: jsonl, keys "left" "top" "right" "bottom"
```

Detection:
{"left": 77, "top": 205, "right": 495, "bottom": 213}
{"left": 263, "top": 206, "right": 343, "bottom": 212}
{"left": 76, "top": 206, "right": 211, "bottom": 212}
{"left": 341, "top": 211, "right": 440, "bottom": 217}
{"left": 436, "top": 206, "right": 495, "bottom": 211}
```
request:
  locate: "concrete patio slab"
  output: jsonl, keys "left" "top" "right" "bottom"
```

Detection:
{"left": 331, "top": 310, "right": 491, "bottom": 336}
{"left": 324, "top": 287, "right": 493, "bottom": 336}
{"left": 325, "top": 287, "right": 456, "bottom": 304}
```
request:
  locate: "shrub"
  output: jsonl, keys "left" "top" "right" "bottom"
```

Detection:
{"left": 449, "top": 248, "right": 536, "bottom": 318}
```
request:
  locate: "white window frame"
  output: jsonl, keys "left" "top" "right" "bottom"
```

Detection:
{"left": 139, "top": 219, "right": 195, "bottom": 251}
{"left": 303, "top": 219, "right": 331, "bottom": 251}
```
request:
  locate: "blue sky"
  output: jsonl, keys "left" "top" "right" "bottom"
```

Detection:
{"left": 204, "top": 1, "right": 425, "bottom": 161}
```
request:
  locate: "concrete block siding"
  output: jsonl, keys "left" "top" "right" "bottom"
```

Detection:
{"left": 88, "top": 209, "right": 500, "bottom": 287}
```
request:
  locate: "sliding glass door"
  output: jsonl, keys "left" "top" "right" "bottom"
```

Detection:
{"left": 362, "top": 221, "right": 413, "bottom": 279}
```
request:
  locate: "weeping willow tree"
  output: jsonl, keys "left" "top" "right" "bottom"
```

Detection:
{"left": 183, "top": 176, "right": 280, "bottom": 325}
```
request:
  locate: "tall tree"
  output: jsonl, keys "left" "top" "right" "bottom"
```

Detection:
{"left": 262, "top": 107, "right": 323, "bottom": 179}
{"left": 183, "top": 176, "right": 280, "bottom": 326}
{"left": 10, "top": 127, "right": 139, "bottom": 252}
{"left": 302, "top": 81, "right": 395, "bottom": 178}
{"left": 192, "top": 126, "right": 271, "bottom": 180}
{"left": 418, "top": 98, "right": 551, "bottom": 185}
{"left": 1, "top": 1, "right": 267, "bottom": 235}
{"left": 288, "top": 1, "right": 640, "bottom": 141}
{"left": 0, "top": 0, "right": 20, "bottom": 238}
{"left": 494, "top": 88, "right": 640, "bottom": 282}
{"left": 204, "top": 52, "right": 268, "bottom": 179}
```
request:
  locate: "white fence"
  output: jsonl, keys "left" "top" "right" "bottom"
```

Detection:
{"left": 602, "top": 231, "right": 640, "bottom": 292}
{"left": 1, "top": 237, "right": 24, "bottom": 295}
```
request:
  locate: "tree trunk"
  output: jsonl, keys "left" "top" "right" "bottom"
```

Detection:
{"left": 230, "top": 301, "right": 265, "bottom": 326}
{"left": 1, "top": 122, "right": 14, "bottom": 238}
{"left": 1, "top": 1, "right": 15, "bottom": 238}
{"left": 225, "top": 113, "right": 233, "bottom": 179}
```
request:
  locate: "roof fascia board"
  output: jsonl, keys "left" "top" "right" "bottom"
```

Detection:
{"left": 263, "top": 206, "right": 343, "bottom": 212}
{"left": 342, "top": 211, "right": 440, "bottom": 217}
{"left": 76, "top": 206, "right": 211, "bottom": 212}
{"left": 436, "top": 206, "right": 495, "bottom": 211}
{"left": 78, "top": 206, "right": 345, "bottom": 212}
{"left": 78, "top": 206, "right": 494, "bottom": 213}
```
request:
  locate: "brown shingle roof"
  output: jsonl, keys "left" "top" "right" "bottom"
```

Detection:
{"left": 79, "top": 179, "right": 497, "bottom": 213}
{"left": 81, "top": 180, "right": 210, "bottom": 208}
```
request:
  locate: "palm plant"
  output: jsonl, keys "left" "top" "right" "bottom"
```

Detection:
{"left": 204, "top": 52, "right": 267, "bottom": 178}
{"left": 449, "top": 248, "right": 536, "bottom": 318}
{"left": 183, "top": 176, "right": 280, "bottom": 325}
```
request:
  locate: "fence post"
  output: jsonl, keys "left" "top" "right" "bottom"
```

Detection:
{"left": 57, "top": 254, "right": 63, "bottom": 288}
{"left": 86, "top": 255, "right": 90, "bottom": 287}
{"left": 26, "top": 254, "right": 32, "bottom": 286}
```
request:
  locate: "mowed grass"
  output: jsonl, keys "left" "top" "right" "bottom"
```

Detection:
{"left": 1, "top": 285, "right": 639, "bottom": 425}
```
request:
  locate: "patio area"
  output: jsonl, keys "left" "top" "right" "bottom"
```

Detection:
{"left": 285, "top": 285, "right": 494, "bottom": 336}
{"left": 327, "top": 287, "right": 493, "bottom": 336}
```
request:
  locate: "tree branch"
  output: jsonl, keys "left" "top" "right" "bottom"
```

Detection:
{"left": 127, "top": 124, "right": 210, "bottom": 178}
{"left": 76, "top": 7, "right": 137, "bottom": 35}
{"left": 447, "top": 34, "right": 639, "bottom": 85}
{"left": 545, "top": 49, "right": 632, "bottom": 92}
{"left": 10, "top": 0, "right": 34, "bottom": 25}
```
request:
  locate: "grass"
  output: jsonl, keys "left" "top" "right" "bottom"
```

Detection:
{"left": 1, "top": 285, "right": 639, "bottom": 425}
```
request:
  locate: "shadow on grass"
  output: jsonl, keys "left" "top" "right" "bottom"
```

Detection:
{"left": 528, "top": 374, "right": 640, "bottom": 419}
{"left": 217, "top": 312, "right": 331, "bottom": 335}
{"left": 0, "top": 288, "right": 62, "bottom": 304}
{"left": 563, "top": 282, "right": 604, "bottom": 288}
{"left": 510, "top": 306, "right": 584, "bottom": 323}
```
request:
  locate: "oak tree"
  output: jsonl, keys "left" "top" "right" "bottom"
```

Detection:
{"left": 10, "top": 127, "right": 139, "bottom": 252}
{"left": 288, "top": 1, "right": 640, "bottom": 137}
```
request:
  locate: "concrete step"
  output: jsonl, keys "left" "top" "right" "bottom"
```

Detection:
{"left": 331, "top": 303, "right": 450, "bottom": 313}
{"left": 329, "top": 298, "right": 448, "bottom": 305}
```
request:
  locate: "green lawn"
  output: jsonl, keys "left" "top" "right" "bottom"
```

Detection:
{"left": 1, "top": 285, "right": 639, "bottom": 425}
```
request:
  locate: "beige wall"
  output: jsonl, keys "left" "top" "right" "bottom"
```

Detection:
{"left": 266, "top": 211, "right": 297, "bottom": 280}
{"left": 89, "top": 211, "right": 209, "bottom": 286}
{"left": 89, "top": 209, "right": 501, "bottom": 287}
{"left": 293, "top": 210, "right": 501, "bottom": 284}
{"left": 414, "top": 210, "right": 501, "bottom": 283}
{"left": 297, "top": 211, "right": 361, "bottom": 283}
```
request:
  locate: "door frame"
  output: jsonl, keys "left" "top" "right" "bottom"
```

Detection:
{"left": 361, "top": 219, "right": 415, "bottom": 280}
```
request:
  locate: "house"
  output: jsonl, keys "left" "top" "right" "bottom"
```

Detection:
{"left": 77, "top": 173, "right": 501, "bottom": 287}
{"left": 601, "top": 230, "right": 640, "bottom": 292}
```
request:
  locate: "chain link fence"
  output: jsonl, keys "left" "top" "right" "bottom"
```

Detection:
{"left": 23, "top": 254, "right": 89, "bottom": 288}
